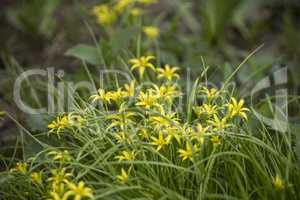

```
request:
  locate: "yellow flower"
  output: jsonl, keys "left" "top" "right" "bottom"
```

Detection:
{"left": 48, "top": 116, "right": 70, "bottom": 137}
{"left": 92, "top": 4, "right": 116, "bottom": 26}
{"left": 11, "top": 162, "right": 28, "bottom": 173}
{"left": 178, "top": 142, "right": 198, "bottom": 161}
{"left": 199, "top": 87, "right": 219, "bottom": 100}
{"left": 115, "top": 131, "right": 127, "bottom": 143}
{"left": 48, "top": 192, "right": 66, "bottom": 200}
{"left": 150, "top": 112, "right": 178, "bottom": 128}
{"left": 31, "top": 171, "right": 43, "bottom": 184}
{"left": 108, "top": 88, "right": 125, "bottom": 103}
{"left": 182, "top": 123, "right": 195, "bottom": 137}
{"left": 143, "top": 26, "right": 160, "bottom": 39}
{"left": 48, "top": 168, "right": 72, "bottom": 183}
{"left": 164, "top": 126, "right": 182, "bottom": 144}
{"left": 68, "top": 113, "right": 85, "bottom": 127}
{"left": 130, "top": 8, "right": 142, "bottom": 17}
{"left": 193, "top": 104, "right": 218, "bottom": 117}
{"left": 48, "top": 168, "right": 72, "bottom": 193}
{"left": 114, "top": 131, "right": 133, "bottom": 144}
{"left": 117, "top": 168, "right": 130, "bottom": 184}
{"left": 196, "top": 123, "right": 209, "bottom": 135}
{"left": 156, "top": 64, "right": 180, "bottom": 81}
{"left": 227, "top": 97, "right": 250, "bottom": 120}
{"left": 114, "top": 0, "right": 133, "bottom": 13}
{"left": 106, "top": 111, "right": 136, "bottom": 130}
{"left": 150, "top": 115, "right": 171, "bottom": 127}
{"left": 123, "top": 81, "right": 135, "bottom": 97}
{"left": 273, "top": 175, "right": 284, "bottom": 190}
{"left": 64, "top": 181, "right": 94, "bottom": 200}
{"left": 208, "top": 115, "right": 231, "bottom": 131}
{"left": 152, "top": 84, "right": 181, "bottom": 102}
{"left": 90, "top": 89, "right": 112, "bottom": 104}
{"left": 48, "top": 150, "right": 72, "bottom": 163}
{"left": 210, "top": 135, "right": 221, "bottom": 145}
{"left": 149, "top": 106, "right": 179, "bottom": 127}
{"left": 138, "top": 129, "right": 149, "bottom": 141}
{"left": 115, "top": 150, "right": 136, "bottom": 161}
{"left": 202, "top": 104, "right": 218, "bottom": 115}
{"left": 136, "top": 91, "right": 159, "bottom": 109}
{"left": 151, "top": 132, "right": 168, "bottom": 151}
{"left": 129, "top": 56, "right": 156, "bottom": 78}
{"left": 191, "top": 123, "right": 209, "bottom": 144}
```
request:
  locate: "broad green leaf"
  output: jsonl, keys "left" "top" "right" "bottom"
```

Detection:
{"left": 65, "top": 44, "right": 102, "bottom": 65}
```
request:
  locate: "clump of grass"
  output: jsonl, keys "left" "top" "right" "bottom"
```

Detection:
{"left": 1, "top": 55, "right": 300, "bottom": 200}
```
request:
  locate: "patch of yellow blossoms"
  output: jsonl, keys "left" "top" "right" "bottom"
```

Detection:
{"left": 9, "top": 150, "right": 94, "bottom": 200}
{"left": 92, "top": 0, "right": 157, "bottom": 27}
{"left": 44, "top": 55, "right": 251, "bottom": 186}
{"left": 143, "top": 26, "right": 160, "bottom": 40}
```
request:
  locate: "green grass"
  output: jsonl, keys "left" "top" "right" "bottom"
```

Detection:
{"left": 1, "top": 64, "right": 300, "bottom": 199}
{"left": 1, "top": 1, "right": 300, "bottom": 200}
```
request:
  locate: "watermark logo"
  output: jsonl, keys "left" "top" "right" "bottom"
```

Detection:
{"left": 250, "top": 67, "right": 288, "bottom": 132}
{"left": 13, "top": 67, "right": 289, "bottom": 132}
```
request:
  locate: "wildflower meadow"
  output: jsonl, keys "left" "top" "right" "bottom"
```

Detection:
{"left": 1, "top": 0, "right": 300, "bottom": 200}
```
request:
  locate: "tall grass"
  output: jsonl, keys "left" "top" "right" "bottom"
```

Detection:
{"left": 1, "top": 58, "right": 299, "bottom": 200}
{"left": 1, "top": 1, "right": 300, "bottom": 199}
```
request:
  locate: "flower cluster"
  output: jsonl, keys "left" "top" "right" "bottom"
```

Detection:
{"left": 92, "top": 1, "right": 160, "bottom": 40}
{"left": 92, "top": 0, "right": 157, "bottom": 26}
{"left": 9, "top": 150, "right": 94, "bottom": 200}
{"left": 129, "top": 55, "right": 180, "bottom": 80}
{"left": 44, "top": 56, "right": 252, "bottom": 187}
{"left": 48, "top": 113, "right": 86, "bottom": 137}
{"left": 5, "top": 55, "right": 288, "bottom": 199}
{"left": 84, "top": 55, "right": 250, "bottom": 183}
